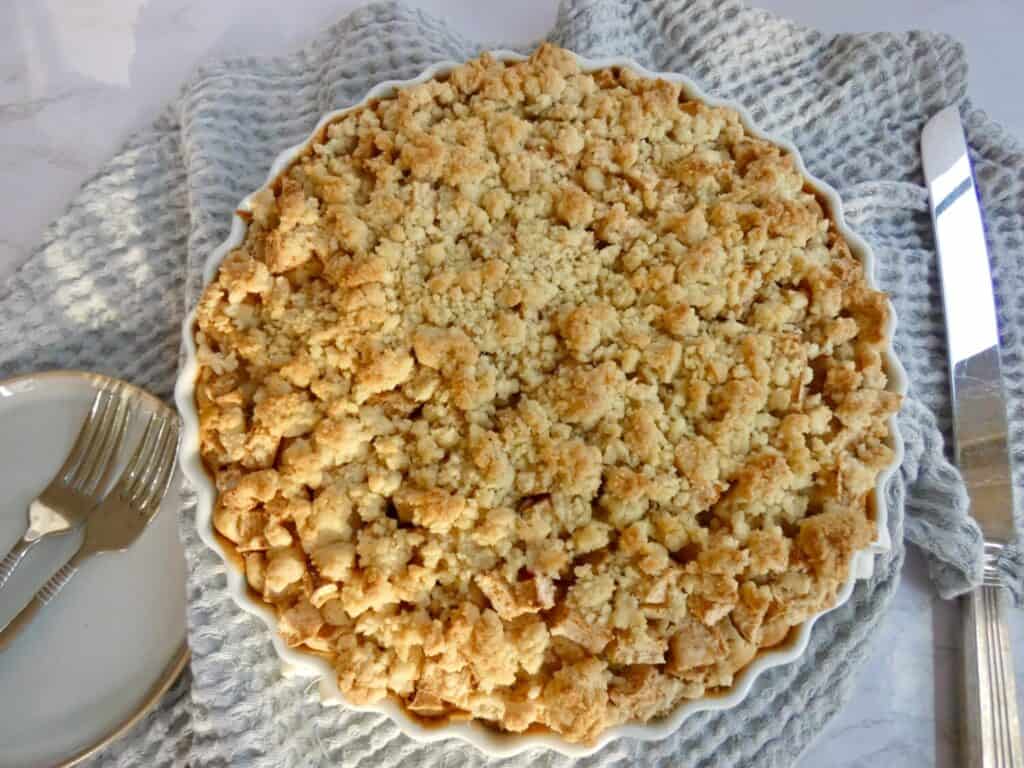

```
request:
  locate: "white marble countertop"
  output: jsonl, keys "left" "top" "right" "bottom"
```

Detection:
{"left": 1, "top": 1, "right": 1021, "bottom": 765}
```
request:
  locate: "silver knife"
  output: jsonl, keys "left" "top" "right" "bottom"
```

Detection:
{"left": 923, "top": 104, "right": 1023, "bottom": 768}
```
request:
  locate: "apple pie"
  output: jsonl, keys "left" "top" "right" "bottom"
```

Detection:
{"left": 193, "top": 44, "right": 900, "bottom": 743}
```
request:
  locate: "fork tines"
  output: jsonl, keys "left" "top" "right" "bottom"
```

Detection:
{"left": 115, "top": 412, "right": 180, "bottom": 516}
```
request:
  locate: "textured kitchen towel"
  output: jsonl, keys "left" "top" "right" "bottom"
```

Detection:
{"left": 0, "top": 0, "right": 1022, "bottom": 766}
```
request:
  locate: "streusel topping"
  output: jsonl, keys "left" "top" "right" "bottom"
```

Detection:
{"left": 194, "top": 44, "right": 900, "bottom": 743}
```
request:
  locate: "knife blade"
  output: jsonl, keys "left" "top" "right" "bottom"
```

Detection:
{"left": 922, "top": 104, "right": 1022, "bottom": 768}
{"left": 922, "top": 105, "right": 1016, "bottom": 544}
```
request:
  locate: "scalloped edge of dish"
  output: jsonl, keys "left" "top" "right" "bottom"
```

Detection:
{"left": 174, "top": 49, "right": 908, "bottom": 758}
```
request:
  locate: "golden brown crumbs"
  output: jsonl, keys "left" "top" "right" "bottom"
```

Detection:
{"left": 194, "top": 43, "right": 900, "bottom": 744}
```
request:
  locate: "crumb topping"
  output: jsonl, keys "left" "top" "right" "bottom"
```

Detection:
{"left": 194, "top": 44, "right": 900, "bottom": 744}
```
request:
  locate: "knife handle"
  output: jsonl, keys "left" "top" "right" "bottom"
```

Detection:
{"left": 963, "top": 584, "right": 1023, "bottom": 768}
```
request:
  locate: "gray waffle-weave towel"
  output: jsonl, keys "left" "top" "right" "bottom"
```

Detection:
{"left": 0, "top": 1, "right": 1021, "bottom": 766}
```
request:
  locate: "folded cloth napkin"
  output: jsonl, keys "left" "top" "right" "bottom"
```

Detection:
{"left": 0, "top": 1, "right": 1021, "bottom": 766}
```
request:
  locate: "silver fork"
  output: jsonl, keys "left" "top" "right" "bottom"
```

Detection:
{"left": 0, "top": 410, "right": 180, "bottom": 651}
{"left": 0, "top": 383, "right": 132, "bottom": 591}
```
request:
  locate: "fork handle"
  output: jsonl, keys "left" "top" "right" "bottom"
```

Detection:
{"left": 0, "top": 556, "right": 81, "bottom": 652}
{"left": 963, "top": 585, "right": 1023, "bottom": 768}
{"left": 0, "top": 537, "right": 35, "bottom": 591}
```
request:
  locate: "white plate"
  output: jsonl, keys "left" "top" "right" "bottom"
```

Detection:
{"left": 176, "top": 50, "right": 908, "bottom": 757}
{"left": 0, "top": 371, "right": 189, "bottom": 768}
